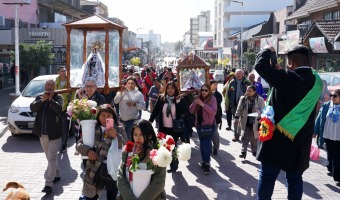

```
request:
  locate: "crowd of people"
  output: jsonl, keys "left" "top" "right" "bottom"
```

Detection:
{"left": 29, "top": 44, "right": 340, "bottom": 200}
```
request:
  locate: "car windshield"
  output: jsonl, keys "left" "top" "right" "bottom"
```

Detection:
{"left": 22, "top": 80, "right": 46, "bottom": 97}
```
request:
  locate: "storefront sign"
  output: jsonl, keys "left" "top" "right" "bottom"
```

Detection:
{"left": 28, "top": 31, "right": 51, "bottom": 39}
{"left": 309, "top": 37, "right": 328, "bottom": 53}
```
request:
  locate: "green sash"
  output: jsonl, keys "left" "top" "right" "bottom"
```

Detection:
{"left": 276, "top": 70, "right": 322, "bottom": 140}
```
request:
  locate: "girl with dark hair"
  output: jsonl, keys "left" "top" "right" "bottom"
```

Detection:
{"left": 234, "top": 85, "right": 265, "bottom": 159}
{"left": 149, "top": 81, "right": 186, "bottom": 173}
{"left": 189, "top": 83, "right": 217, "bottom": 175}
{"left": 76, "top": 104, "right": 126, "bottom": 200}
{"left": 117, "top": 119, "right": 166, "bottom": 199}
{"left": 314, "top": 89, "right": 340, "bottom": 186}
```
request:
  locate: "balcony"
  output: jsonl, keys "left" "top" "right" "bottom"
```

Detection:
{"left": 38, "top": 0, "right": 89, "bottom": 20}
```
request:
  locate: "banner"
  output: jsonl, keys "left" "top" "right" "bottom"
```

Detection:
{"left": 309, "top": 37, "right": 328, "bottom": 53}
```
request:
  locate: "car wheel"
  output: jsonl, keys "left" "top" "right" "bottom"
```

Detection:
{"left": 11, "top": 132, "right": 18, "bottom": 137}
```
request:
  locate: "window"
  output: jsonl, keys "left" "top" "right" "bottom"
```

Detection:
{"left": 332, "top": 10, "right": 340, "bottom": 19}
{"left": 332, "top": 77, "right": 340, "bottom": 86}
{"left": 324, "top": 12, "right": 332, "bottom": 20}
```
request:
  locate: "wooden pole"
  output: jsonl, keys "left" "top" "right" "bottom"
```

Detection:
{"left": 66, "top": 27, "right": 71, "bottom": 89}
{"left": 104, "top": 27, "right": 109, "bottom": 94}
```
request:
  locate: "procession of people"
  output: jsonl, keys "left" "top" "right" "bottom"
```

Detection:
{"left": 29, "top": 44, "right": 340, "bottom": 200}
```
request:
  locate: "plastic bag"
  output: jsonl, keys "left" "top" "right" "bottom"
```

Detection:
{"left": 310, "top": 138, "right": 320, "bottom": 161}
{"left": 107, "top": 138, "right": 122, "bottom": 181}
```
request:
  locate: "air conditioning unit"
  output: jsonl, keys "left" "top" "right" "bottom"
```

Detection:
{"left": 0, "top": 16, "right": 5, "bottom": 26}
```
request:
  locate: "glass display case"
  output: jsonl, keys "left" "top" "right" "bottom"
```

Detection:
{"left": 64, "top": 15, "right": 126, "bottom": 94}
{"left": 176, "top": 53, "right": 210, "bottom": 93}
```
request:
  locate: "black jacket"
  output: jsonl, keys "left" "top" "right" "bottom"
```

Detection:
{"left": 149, "top": 95, "right": 186, "bottom": 133}
{"left": 255, "top": 48, "right": 317, "bottom": 173}
{"left": 213, "top": 90, "right": 223, "bottom": 124}
{"left": 30, "top": 93, "right": 63, "bottom": 140}
{"left": 88, "top": 91, "right": 106, "bottom": 106}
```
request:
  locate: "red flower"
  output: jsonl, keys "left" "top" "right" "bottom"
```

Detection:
{"left": 166, "top": 137, "right": 175, "bottom": 146}
{"left": 165, "top": 145, "right": 171, "bottom": 151}
{"left": 157, "top": 132, "right": 166, "bottom": 139}
{"left": 125, "top": 141, "right": 134, "bottom": 152}
{"left": 91, "top": 108, "right": 97, "bottom": 114}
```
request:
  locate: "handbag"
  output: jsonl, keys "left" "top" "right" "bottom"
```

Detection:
{"left": 171, "top": 113, "right": 186, "bottom": 133}
{"left": 93, "top": 163, "right": 115, "bottom": 189}
{"left": 197, "top": 125, "right": 214, "bottom": 138}
{"left": 310, "top": 138, "right": 320, "bottom": 161}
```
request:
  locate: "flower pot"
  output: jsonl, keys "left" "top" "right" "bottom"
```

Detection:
{"left": 130, "top": 169, "right": 154, "bottom": 198}
{"left": 79, "top": 120, "right": 96, "bottom": 148}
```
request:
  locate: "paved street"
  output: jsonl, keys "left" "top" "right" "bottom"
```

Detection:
{"left": 1, "top": 85, "right": 340, "bottom": 200}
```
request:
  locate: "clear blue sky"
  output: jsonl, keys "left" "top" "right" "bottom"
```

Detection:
{"left": 101, "top": 0, "right": 214, "bottom": 43}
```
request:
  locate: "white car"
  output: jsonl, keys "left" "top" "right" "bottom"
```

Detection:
{"left": 8, "top": 75, "right": 58, "bottom": 135}
{"left": 213, "top": 70, "right": 225, "bottom": 83}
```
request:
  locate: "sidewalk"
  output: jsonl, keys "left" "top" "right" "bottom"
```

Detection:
{"left": 0, "top": 109, "right": 340, "bottom": 199}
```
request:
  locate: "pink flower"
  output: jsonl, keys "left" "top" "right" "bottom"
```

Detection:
{"left": 150, "top": 149, "right": 158, "bottom": 160}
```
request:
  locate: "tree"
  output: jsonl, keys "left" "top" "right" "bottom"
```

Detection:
{"left": 243, "top": 51, "right": 256, "bottom": 67}
{"left": 19, "top": 41, "right": 54, "bottom": 77}
{"left": 174, "top": 41, "right": 184, "bottom": 53}
{"left": 130, "top": 57, "right": 141, "bottom": 66}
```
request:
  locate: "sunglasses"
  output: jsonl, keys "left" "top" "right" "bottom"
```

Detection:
{"left": 330, "top": 94, "right": 339, "bottom": 98}
{"left": 201, "top": 89, "right": 209, "bottom": 92}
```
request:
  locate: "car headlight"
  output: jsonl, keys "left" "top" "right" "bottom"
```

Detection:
{"left": 10, "top": 103, "right": 19, "bottom": 113}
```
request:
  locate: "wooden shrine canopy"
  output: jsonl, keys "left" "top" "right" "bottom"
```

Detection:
{"left": 59, "top": 14, "right": 126, "bottom": 94}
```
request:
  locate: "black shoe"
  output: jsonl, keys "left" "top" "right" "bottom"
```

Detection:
{"left": 226, "top": 127, "right": 231, "bottom": 130}
{"left": 213, "top": 149, "right": 218, "bottom": 155}
{"left": 239, "top": 152, "right": 246, "bottom": 159}
{"left": 59, "top": 145, "right": 67, "bottom": 153}
{"left": 200, "top": 162, "right": 206, "bottom": 170}
{"left": 252, "top": 152, "right": 256, "bottom": 157}
{"left": 327, "top": 172, "right": 332, "bottom": 176}
{"left": 53, "top": 177, "right": 60, "bottom": 183}
{"left": 232, "top": 137, "right": 240, "bottom": 142}
{"left": 204, "top": 164, "right": 210, "bottom": 175}
{"left": 41, "top": 186, "right": 52, "bottom": 194}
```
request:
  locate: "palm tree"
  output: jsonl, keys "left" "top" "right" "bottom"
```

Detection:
{"left": 175, "top": 41, "right": 184, "bottom": 53}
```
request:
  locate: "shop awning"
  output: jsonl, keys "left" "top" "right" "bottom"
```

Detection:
{"left": 303, "top": 20, "right": 340, "bottom": 43}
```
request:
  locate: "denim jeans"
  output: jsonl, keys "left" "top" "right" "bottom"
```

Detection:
{"left": 198, "top": 128, "right": 215, "bottom": 163}
{"left": 61, "top": 112, "right": 70, "bottom": 147}
{"left": 258, "top": 162, "right": 303, "bottom": 200}
{"left": 120, "top": 119, "right": 137, "bottom": 140}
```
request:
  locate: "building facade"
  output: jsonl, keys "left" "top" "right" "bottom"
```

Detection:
{"left": 190, "top": 10, "right": 211, "bottom": 48}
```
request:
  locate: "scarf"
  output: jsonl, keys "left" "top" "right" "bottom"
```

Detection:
{"left": 166, "top": 95, "right": 174, "bottom": 117}
{"left": 276, "top": 70, "right": 323, "bottom": 140}
{"left": 327, "top": 102, "right": 340, "bottom": 123}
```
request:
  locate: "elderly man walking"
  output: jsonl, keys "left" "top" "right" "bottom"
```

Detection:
{"left": 30, "top": 79, "right": 63, "bottom": 194}
{"left": 226, "top": 69, "right": 251, "bottom": 142}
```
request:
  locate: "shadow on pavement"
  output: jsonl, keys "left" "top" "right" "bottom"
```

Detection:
{"left": 303, "top": 181, "right": 323, "bottom": 199}
{"left": 2, "top": 134, "right": 42, "bottom": 153}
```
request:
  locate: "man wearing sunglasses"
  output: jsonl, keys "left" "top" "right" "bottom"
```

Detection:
{"left": 254, "top": 45, "right": 323, "bottom": 199}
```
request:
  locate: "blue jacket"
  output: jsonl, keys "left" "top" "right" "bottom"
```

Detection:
{"left": 314, "top": 101, "right": 331, "bottom": 148}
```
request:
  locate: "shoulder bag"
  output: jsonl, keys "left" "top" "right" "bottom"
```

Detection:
{"left": 171, "top": 112, "right": 186, "bottom": 133}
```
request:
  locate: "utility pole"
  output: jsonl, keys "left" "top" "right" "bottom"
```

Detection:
{"left": 3, "top": 0, "right": 30, "bottom": 97}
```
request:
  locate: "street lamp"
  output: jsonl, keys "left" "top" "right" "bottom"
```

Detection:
{"left": 3, "top": 0, "right": 30, "bottom": 96}
{"left": 231, "top": 0, "right": 243, "bottom": 68}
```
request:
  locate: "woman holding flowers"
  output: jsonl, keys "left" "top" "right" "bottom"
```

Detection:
{"left": 76, "top": 104, "right": 126, "bottom": 200}
{"left": 117, "top": 119, "right": 166, "bottom": 200}
{"left": 149, "top": 81, "right": 186, "bottom": 173}
{"left": 189, "top": 83, "right": 217, "bottom": 175}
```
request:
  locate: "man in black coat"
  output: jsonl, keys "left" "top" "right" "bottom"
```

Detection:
{"left": 255, "top": 45, "right": 322, "bottom": 199}
{"left": 30, "top": 79, "right": 63, "bottom": 194}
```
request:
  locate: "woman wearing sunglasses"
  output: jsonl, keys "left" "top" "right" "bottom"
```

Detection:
{"left": 314, "top": 89, "right": 340, "bottom": 187}
{"left": 189, "top": 84, "right": 217, "bottom": 175}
